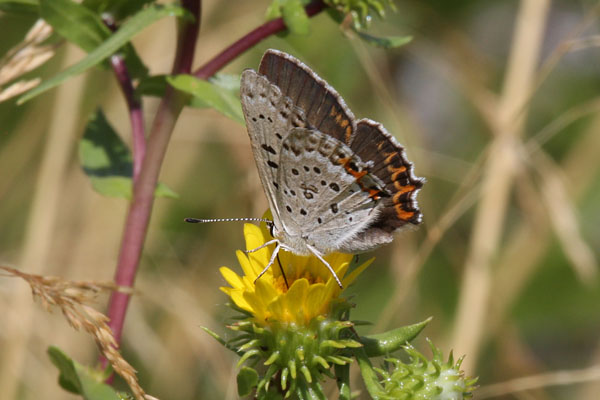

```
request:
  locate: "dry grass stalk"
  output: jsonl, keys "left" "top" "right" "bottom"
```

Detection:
{"left": 0, "top": 19, "right": 55, "bottom": 101}
{"left": 477, "top": 364, "right": 600, "bottom": 399}
{"left": 0, "top": 266, "right": 149, "bottom": 400}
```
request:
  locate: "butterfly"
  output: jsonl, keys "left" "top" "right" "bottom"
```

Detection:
{"left": 236, "top": 49, "right": 424, "bottom": 287}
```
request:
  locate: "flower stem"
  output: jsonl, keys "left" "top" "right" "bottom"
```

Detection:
{"left": 193, "top": 0, "right": 326, "bottom": 79}
{"left": 105, "top": 0, "right": 202, "bottom": 345}
{"left": 103, "top": 15, "right": 145, "bottom": 182}
{"left": 106, "top": 0, "right": 328, "bottom": 347}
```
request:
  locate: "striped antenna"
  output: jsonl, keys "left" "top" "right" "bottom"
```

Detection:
{"left": 185, "top": 217, "right": 273, "bottom": 224}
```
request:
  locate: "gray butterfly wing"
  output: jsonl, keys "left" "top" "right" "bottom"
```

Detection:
{"left": 275, "top": 127, "right": 388, "bottom": 254}
{"left": 240, "top": 69, "right": 307, "bottom": 230}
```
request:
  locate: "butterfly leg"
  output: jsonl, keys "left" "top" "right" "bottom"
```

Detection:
{"left": 254, "top": 242, "right": 281, "bottom": 284}
{"left": 306, "top": 244, "right": 343, "bottom": 289}
{"left": 244, "top": 239, "right": 279, "bottom": 254}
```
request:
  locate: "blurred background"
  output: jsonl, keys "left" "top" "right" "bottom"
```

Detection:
{"left": 1, "top": 0, "right": 599, "bottom": 398}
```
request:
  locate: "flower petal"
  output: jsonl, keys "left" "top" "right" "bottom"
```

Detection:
{"left": 342, "top": 257, "right": 374, "bottom": 288}
{"left": 220, "top": 266, "right": 244, "bottom": 289}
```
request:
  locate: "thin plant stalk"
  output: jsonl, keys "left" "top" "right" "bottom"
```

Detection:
{"left": 105, "top": 0, "right": 328, "bottom": 347}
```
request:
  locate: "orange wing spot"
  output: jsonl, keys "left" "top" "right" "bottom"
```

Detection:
{"left": 393, "top": 184, "right": 416, "bottom": 203}
{"left": 368, "top": 188, "right": 382, "bottom": 200}
{"left": 340, "top": 119, "right": 349, "bottom": 128}
{"left": 384, "top": 152, "right": 398, "bottom": 164}
{"left": 345, "top": 126, "right": 352, "bottom": 143}
{"left": 334, "top": 113, "right": 343, "bottom": 123}
{"left": 387, "top": 165, "right": 407, "bottom": 181}
{"left": 336, "top": 156, "right": 350, "bottom": 166}
{"left": 394, "top": 204, "right": 415, "bottom": 220}
{"left": 329, "top": 106, "right": 337, "bottom": 117}
{"left": 377, "top": 141, "right": 385, "bottom": 151}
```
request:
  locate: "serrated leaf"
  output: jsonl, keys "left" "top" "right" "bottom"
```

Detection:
{"left": 237, "top": 367, "right": 259, "bottom": 397}
{"left": 355, "top": 30, "right": 412, "bottom": 49}
{"left": 167, "top": 74, "right": 244, "bottom": 123}
{"left": 48, "top": 346, "right": 121, "bottom": 400}
{"left": 360, "top": 317, "right": 432, "bottom": 357}
{"left": 18, "top": 3, "right": 188, "bottom": 104}
{"left": 80, "top": 109, "right": 177, "bottom": 199}
{"left": 0, "top": 0, "right": 39, "bottom": 14}
{"left": 281, "top": 0, "right": 309, "bottom": 35}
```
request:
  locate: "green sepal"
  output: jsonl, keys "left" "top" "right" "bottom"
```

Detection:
{"left": 334, "top": 364, "right": 351, "bottom": 400}
{"left": 360, "top": 317, "right": 431, "bottom": 357}
{"left": 353, "top": 346, "right": 386, "bottom": 400}
{"left": 237, "top": 366, "right": 259, "bottom": 397}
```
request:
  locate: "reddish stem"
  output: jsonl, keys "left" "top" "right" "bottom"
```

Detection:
{"left": 194, "top": 0, "right": 326, "bottom": 79}
{"left": 103, "top": 15, "right": 146, "bottom": 182}
{"left": 105, "top": 0, "right": 328, "bottom": 347}
{"left": 106, "top": 0, "right": 202, "bottom": 346}
{"left": 110, "top": 55, "right": 146, "bottom": 181}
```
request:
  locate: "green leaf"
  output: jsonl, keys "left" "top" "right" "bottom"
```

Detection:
{"left": 18, "top": 3, "right": 188, "bottom": 104}
{"left": 82, "top": 0, "right": 154, "bottom": 21}
{"left": 135, "top": 74, "right": 168, "bottom": 97}
{"left": 167, "top": 74, "right": 244, "bottom": 123}
{"left": 353, "top": 346, "right": 386, "bottom": 400}
{"left": 334, "top": 364, "right": 351, "bottom": 400}
{"left": 80, "top": 109, "right": 133, "bottom": 198}
{"left": 360, "top": 317, "right": 431, "bottom": 357}
{"left": 281, "top": 0, "right": 309, "bottom": 35}
{"left": 155, "top": 182, "right": 179, "bottom": 199}
{"left": 47, "top": 346, "right": 121, "bottom": 400}
{"left": 79, "top": 109, "right": 178, "bottom": 199}
{"left": 354, "top": 30, "right": 412, "bottom": 49}
{"left": 237, "top": 367, "right": 259, "bottom": 397}
{"left": 265, "top": 0, "right": 282, "bottom": 20}
{"left": 0, "top": 0, "right": 39, "bottom": 14}
{"left": 48, "top": 346, "right": 82, "bottom": 394}
{"left": 40, "top": 0, "right": 149, "bottom": 78}
{"left": 40, "top": 0, "right": 112, "bottom": 53}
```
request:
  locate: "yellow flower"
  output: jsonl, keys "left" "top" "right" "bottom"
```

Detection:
{"left": 220, "top": 222, "right": 373, "bottom": 326}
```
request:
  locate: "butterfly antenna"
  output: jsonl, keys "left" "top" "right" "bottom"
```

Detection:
{"left": 185, "top": 217, "right": 273, "bottom": 225}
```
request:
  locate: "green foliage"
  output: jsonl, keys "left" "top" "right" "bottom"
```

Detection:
{"left": 206, "top": 303, "right": 444, "bottom": 399}
{"left": 360, "top": 317, "right": 432, "bottom": 357}
{"left": 324, "top": 0, "right": 396, "bottom": 29}
{"left": 373, "top": 341, "right": 478, "bottom": 399}
{"left": 354, "top": 31, "right": 411, "bottom": 49}
{"left": 39, "top": 0, "right": 148, "bottom": 78}
{"left": 0, "top": 0, "right": 39, "bottom": 14}
{"left": 82, "top": 0, "right": 155, "bottom": 21}
{"left": 18, "top": 3, "right": 189, "bottom": 104}
{"left": 266, "top": 0, "right": 311, "bottom": 35}
{"left": 167, "top": 74, "right": 244, "bottom": 123}
{"left": 237, "top": 367, "right": 260, "bottom": 397}
{"left": 47, "top": 346, "right": 121, "bottom": 400}
{"left": 79, "top": 109, "right": 177, "bottom": 198}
